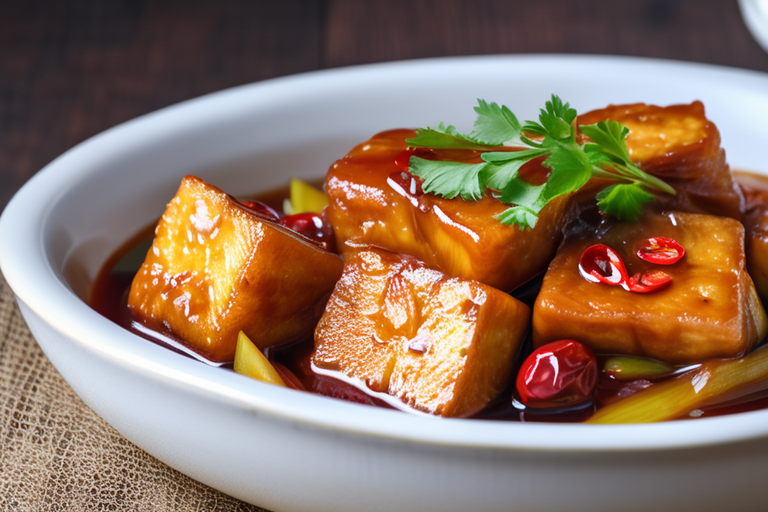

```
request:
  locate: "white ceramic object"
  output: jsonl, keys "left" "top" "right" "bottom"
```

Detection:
{"left": 3, "top": 56, "right": 768, "bottom": 512}
{"left": 740, "top": 0, "right": 768, "bottom": 54}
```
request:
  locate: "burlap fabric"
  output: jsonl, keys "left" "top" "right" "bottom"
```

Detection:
{"left": 0, "top": 271, "right": 268, "bottom": 511}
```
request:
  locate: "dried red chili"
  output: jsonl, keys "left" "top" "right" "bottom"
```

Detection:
{"left": 516, "top": 339, "right": 598, "bottom": 408}
{"left": 636, "top": 237, "right": 685, "bottom": 265}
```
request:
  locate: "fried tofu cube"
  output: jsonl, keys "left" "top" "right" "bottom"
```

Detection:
{"left": 736, "top": 171, "right": 768, "bottom": 301}
{"left": 128, "top": 176, "right": 343, "bottom": 362}
{"left": 325, "top": 129, "right": 567, "bottom": 292}
{"left": 578, "top": 102, "right": 744, "bottom": 219}
{"left": 313, "top": 248, "right": 531, "bottom": 417}
{"left": 533, "top": 212, "right": 767, "bottom": 364}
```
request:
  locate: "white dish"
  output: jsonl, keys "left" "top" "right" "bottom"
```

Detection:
{"left": 3, "top": 55, "right": 768, "bottom": 512}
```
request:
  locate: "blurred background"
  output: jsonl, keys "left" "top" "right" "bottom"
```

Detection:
{"left": 2, "top": 0, "right": 768, "bottom": 509}
{"left": 3, "top": 0, "right": 768, "bottom": 212}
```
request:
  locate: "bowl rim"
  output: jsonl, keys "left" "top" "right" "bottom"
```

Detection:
{"left": 4, "top": 54, "right": 768, "bottom": 453}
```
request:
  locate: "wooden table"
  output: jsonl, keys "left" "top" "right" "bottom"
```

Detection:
{"left": 2, "top": 0, "right": 768, "bottom": 509}
{"left": 4, "top": 0, "right": 768, "bottom": 212}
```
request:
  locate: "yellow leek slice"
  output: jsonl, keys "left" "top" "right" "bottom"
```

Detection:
{"left": 602, "top": 355, "right": 675, "bottom": 381}
{"left": 587, "top": 344, "right": 768, "bottom": 424}
{"left": 289, "top": 178, "right": 328, "bottom": 214}
{"left": 233, "top": 331, "right": 286, "bottom": 387}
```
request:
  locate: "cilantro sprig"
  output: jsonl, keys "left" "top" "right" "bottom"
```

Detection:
{"left": 405, "top": 95, "right": 675, "bottom": 229}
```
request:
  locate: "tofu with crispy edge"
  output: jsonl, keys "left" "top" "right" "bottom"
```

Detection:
{"left": 325, "top": 129, "right": 568, "bottom": 292}
{"left": 128, "top": 176, "right": 344, "bottom": 362}
{"left": 313, "top": 248, "right": 530, "bottom": 417}
{"left": 578, "top": 101, "right": 744, "bottom": 220}
{"left": 533, "top": 212, "right": 767, "bottom": 365}
{"left": 736, "top": 171, "right": 768, "bottom": 302}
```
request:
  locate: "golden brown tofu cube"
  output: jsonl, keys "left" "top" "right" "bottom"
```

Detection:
{"left": 313, "top": 248, "right": 531, "bottom": 417}
{"left": 533, "top": 212, "right": 767, "bottom": 364}
{"left": 128, "top": 176, "right": 343, "bottom": 362}
{"left": 325, "top": 129, "right": 567, "bottom": 292}
{"left": 578, "top": 102, "right": 744, "bottom": 220}
{"left": 736, "top": 171, "right": 768, "bottom": 301}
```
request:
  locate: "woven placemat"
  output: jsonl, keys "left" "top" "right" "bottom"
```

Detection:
{"left": 0, "top": 271, "right": 267, "bottom": 511}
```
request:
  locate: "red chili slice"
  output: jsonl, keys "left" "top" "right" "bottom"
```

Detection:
{"left": 627, "top": 270, "right": 673, "bottom": 293}
{"left": 636, "top": 237, "right": 685, "bottom": 265}
{"left": 578, "top": 244, "right": 629, "bottom": 288}
{"left": 516, "top": 339, "right": 598, "bottom": 408}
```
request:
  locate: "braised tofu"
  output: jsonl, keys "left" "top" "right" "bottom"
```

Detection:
{"left": 313, "top": 248, "right": 530, "bottom": 417}
{"left": 325, "top": 129, "right": 567, "bottom": 292}
{"left": 578, "top": 102, "right": 744, "bottom": 220}
{"left": 736, "top": 171, "right": 768, "bottom": 301}
{"left": 128, "top": 176, "right": 343, "bottom": 362}
{"left": 533, "top": 212, "right": 767, "bottom": 364}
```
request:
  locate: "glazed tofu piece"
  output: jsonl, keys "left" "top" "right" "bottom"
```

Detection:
{"left": 128, "top": 176, "right": 343, "bottom": 362}
{"left": 578, "top": 101, "right": 744, "bottom": 220}
{"left": 736, "top": 171, "right": 768, "bottom": 301}
{"left": 533, "top": 212, "right": 767, "bottom": 364}
{"left": 313, "top": 248, "right": 530, "bottom": 417}
{"left": 325, "top": 129, "right": 568, "bottom": 292}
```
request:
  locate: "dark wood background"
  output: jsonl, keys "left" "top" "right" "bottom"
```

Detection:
{"left": 3, "top": 0, "right": 768, "bottom": 212}
{"left": 3, "top": 0, "right": 768, "bottom": 509}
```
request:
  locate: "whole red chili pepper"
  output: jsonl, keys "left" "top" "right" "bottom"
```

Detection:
{"left": 516, "top": 339, "right": 598, "bottom": 409}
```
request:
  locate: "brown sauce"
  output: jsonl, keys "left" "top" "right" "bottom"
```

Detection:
{"left": 90, "top": 176, "right": 768, "bottom": 422}
{"left": 90, "top": 185, "right": 402, "bottom": 410}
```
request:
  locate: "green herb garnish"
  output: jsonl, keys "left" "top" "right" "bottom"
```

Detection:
{"left": 405, "top": 95, "right": 675, "bottom": 230}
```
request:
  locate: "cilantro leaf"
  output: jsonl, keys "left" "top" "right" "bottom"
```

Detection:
{"left": 469, "top": 99, "right": 523, "bottom": 146}
{"left": 481, "top": 149, "right": 549, "bottom": 164}
{"left": 492, "top": 141, "right": 591, "bottom": 227}
{"left": 580, "top": 120, "right": 632, "bottom": 164}
{"left": 581, "top": 121, "right": 677, "bottom": 195}
{"left": 583, "top": 143, "right": 614, "bottom": 167}
{"left": 540, "top": 140, "right": 593, "bottom": 196}
{"left": 409, "top": 157, "right": 487, "bottom": 201}
{"left": 405, "top": 94, "right": 675, "bottom": 229}
{"left": 525, "top": 96, "right": 577, "bottom": 141}
{"left": 596, "top": 183, "right": 655, "bottom": 221}
{"left": 495, "top": 206, "right": 540, "bottom": 230}
{"left": 496, "top": 176, "right": 546, "bottom": 213}
{"left": 480, "top": 149, "right": 549, "bottom": 191}
{"left": 483, "top": 161, "right": 529, "bottom": 193}
{"left": 405, "top": 124, "right": 492, "bottom": 151}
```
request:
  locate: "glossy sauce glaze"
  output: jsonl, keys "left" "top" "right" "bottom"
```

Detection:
{"left": 90, "top": 186, "right": 400, "bottom": 410}
{"left": 90, "top": 172, "right": 768, "bottom": 422}
{"left": 89, "top": 101, "right": 768, "bottom": 423}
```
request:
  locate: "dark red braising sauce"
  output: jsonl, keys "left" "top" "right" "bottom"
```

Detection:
{"left": 89, "top": 183, "right": 768, "bottom": 422}
{"left": 90, "top": 185, "right": 397, "bottom": 412}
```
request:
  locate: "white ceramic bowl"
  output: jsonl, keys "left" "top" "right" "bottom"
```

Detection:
{"left": 3, "top": 55, "right": 768, "bottom": 512}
